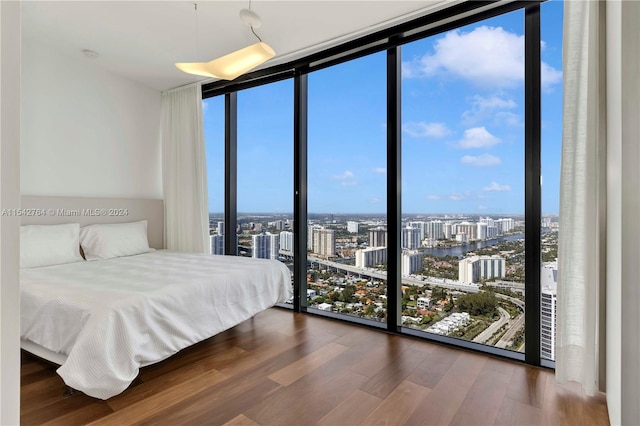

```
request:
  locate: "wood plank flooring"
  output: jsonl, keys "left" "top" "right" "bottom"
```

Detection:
{"left": 21, "top": 308, "right": 609, "bottom": 425}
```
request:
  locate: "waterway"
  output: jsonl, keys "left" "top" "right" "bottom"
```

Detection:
{"left": 421, "top": 233, "right": 525, "bottom": 258}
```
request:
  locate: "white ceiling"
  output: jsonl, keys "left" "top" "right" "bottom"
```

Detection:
{"left": 21, "top": 0, "right": 457, "bottom": 91}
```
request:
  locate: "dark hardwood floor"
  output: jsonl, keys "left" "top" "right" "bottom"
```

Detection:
{"left": 21, "top": 308, "right": 609, "bottom": 425}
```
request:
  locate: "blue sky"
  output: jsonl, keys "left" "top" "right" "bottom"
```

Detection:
{"left": 203, "top": 1, "right": 563, "bottom": 216}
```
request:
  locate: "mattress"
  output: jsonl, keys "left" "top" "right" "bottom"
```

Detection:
{"left": 20, "top": 250, "right": 292, "bottom": 399}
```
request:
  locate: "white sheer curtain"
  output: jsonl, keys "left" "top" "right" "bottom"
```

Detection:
{"left": 161, "top": 83, "right": 209, "bottom": 253}
{"left": 556, "top": 0, "right": 606, "bottom": 396}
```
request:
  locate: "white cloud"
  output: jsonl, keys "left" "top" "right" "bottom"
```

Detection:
{"left": 373, "top": 167, "right": 387, "bottom": 174}
{"left": 403, "top": 122, "right": 451, "bottom": 138}
{"left": 542, "top": 62, "right": 563, "bottom": 88}
{"left": 369, "top": 197, "right": 381, "bottom": 204}
{"left": 494, "top": 111, "right": 521, "bottom": 127}
{"left": 402, "top": 26, "right": 561, "bottom": 89}
{"left": 426, "top": 194, "right": 441, "bottom": 200}
{"left": 478, "top": 205, "right": 488, "bottom": 210}
{"left": 333, "top": 170, "right": 356, "bottom": 186}
{"left": 402, "top": 60, "right": 418, "bottom": 79}
{"left": 449, "top": 194, "right": 464, "bottom": 201}
{"left": 460, "top": 154, "right": 501, "bottom": 167}
{"left": 333, "top": 170, "right": 354, "bottom": 180}
{"left": 457, "top": 127, "right": 500, "bottom": 149}
{"left": 474, "top": 95, "right": 516, "bottom": 110}
{"left": 483, "top": 181, "right": 511, "bottom": 192}
{"left": 462, "top": 95, "right": 517, "bottom": 125}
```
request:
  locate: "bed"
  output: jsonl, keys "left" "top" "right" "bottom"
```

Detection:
{"left": 19, "top": 196, "right": 292, "bottom": 400}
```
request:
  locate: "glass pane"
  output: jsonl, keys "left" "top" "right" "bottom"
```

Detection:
{"left": 237, "top": 80, "right": 294, "bottom": 303}
{"left": 540, "top": 0, "right": 563, "bottom": 361}
{"left": 400, "top": 9, "right": 548, "bottom": 353}
{"left": 308, "top": 52, "right": 387, "bottom": 322}
{"left": 203, "top": 95, "right": 225, "bottom": 255}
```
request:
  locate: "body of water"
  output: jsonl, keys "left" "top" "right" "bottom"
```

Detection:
{"left": 421, "top": 233, "right": 525, "bottom": 258}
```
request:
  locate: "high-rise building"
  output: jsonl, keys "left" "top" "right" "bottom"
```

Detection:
{"left": 355, "top": 246, "right": 387, "bottom": 268}
{"left": 477, "top": 222, "right": 488, "bottom": 240}
{"left": 409, "top": 221, "right": 428, "bottom": 241}
{"left": 402, "top": 250, "right": 422, "bottom": 275}
{"left": 496, "top": 218, "right": 515, "bottom": 234}
{"left": 347, "top": 221, "right": 360, "bottom": 233}
{"left": 426, "top": 220, "right": 445, "bottom": 240}
{"left": 402, "top": 227, "right": 422, "bottom": 249}
{"left": 217, "top": 221, "right": 224, "bottom": 236}
{"left": 307, "top": 225, "right": 320, "bottom": 250}
{"left": 541, "top": 261, "right": 558, "bottom": 360}
{"left": 210, "top": 235, "right": 224, "bottom": 255}
{"left": 458, "top": 255, "right": 506, "bottom": 283}
{"left": 480, "top": 217, "right": 494, "bottom": 226}
{"left": 312, "top": 228, "right": 336, "bottom": 257}
{"left": 443, "top": 222, "right": 452, "bottom": 239}
{"left": 456, "top": 221, "right": 477, "bottom": 241}
{"left": 269, "top": 220, "right": 285, "bottom": 231}
{"left": 252, "top": 233, "right": 280, "bottom": 260}
{"left": 279, "top": 231, "right": 294, "bottom": 254}
{"left": 368, "top": 227, "right": 387, "bottom": 248}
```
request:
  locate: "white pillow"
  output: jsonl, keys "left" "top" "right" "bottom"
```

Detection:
{"left": 80, "top": 220, "right": 154, "bottom": 261}
{"left": 20, "top": 223, "right": 84, "bottom": 268}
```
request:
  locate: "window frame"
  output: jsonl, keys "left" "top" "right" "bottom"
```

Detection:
{"left": 204, "top": 0, "right": 549, "bottom": 369}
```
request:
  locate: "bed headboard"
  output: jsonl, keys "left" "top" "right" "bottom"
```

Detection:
{"left": 20, "top": 196, "right": 164, "bottom": 249}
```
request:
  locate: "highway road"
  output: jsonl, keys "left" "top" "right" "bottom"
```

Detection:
{"left": 473, "top": 307, "right": 510, "bottom": 344}
{"left": 495, "top": 313, "right": 525, "bottom": 349}
{"left": 307, "top": 256, "right": 481, "bottom": 293}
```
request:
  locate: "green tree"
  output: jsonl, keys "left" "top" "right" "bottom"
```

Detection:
{"left": 444, "top": 294, "right": 455, "bottom": 312}
{"left": 340, "top": 284, "right": 355, "bottom": 302}
{"left": 431, "top": 286, "right": 447, "bottom": 301}
{"left": 365, "top": 304, "right": 376, "bottom": 316}
{"left": 456, "top": 291, "right": 498, "bottom": 317}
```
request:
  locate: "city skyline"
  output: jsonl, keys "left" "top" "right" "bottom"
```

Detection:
{"left": 203, "top": 1, "right": 563, "bottom": 216}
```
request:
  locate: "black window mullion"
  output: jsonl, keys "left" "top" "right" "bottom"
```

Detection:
{"left": 386, "top": 45, "right": 402, "bottom": 332}
{"left": 524, "top": 4, "right": 542, "bottom": 366}
{"left": 293, "top": 72, "right": 309, "bottom": 313}
{"left": 224, "top": 92, "right": 238, "bottom": 256}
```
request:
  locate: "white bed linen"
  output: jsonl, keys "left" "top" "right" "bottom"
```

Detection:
{"left": 20, "top": 250, "right": 292, "bottom": 399}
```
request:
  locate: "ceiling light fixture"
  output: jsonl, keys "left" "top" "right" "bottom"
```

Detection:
{"left": 176, "top": 2, "right": 275, "bottom": 80}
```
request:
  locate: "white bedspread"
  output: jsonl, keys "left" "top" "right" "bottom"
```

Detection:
{"left": 20, "top": 251, "right": 292, "bottom": 399}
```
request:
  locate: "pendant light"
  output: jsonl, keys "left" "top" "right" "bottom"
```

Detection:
{"left": 176, "top": 3, "right": 276, "bottom": 80}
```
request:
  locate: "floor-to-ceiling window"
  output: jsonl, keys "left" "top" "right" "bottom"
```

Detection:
{"left": 203, "top": 95, "right": 225, "bottom": 255}
{"left": 237, "top": 80, "right": 294, "bottom": 299}
{"left": 202, "top": 1, "right": 557, "bottom": 367}
{"left": 307, "top": 52, "right": 388, "bottom": 322}
{"left": 540, "top": 0, "right": 563, "bottom": 362}
{"left": 400, "top": 10, "right": 530, "bottom": 353}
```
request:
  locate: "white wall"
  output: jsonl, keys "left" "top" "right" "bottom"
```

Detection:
{"left": 619, "top": 2, "right": 640, "bottom": 424}
{"left": 21, "top": 38, "right": 162, "bottom": 199}
{"left": 606, "top": 1, "right": 640, "bottom": 425}
{"left": 0, "top": 2, "right": 21, "bottom": 424}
